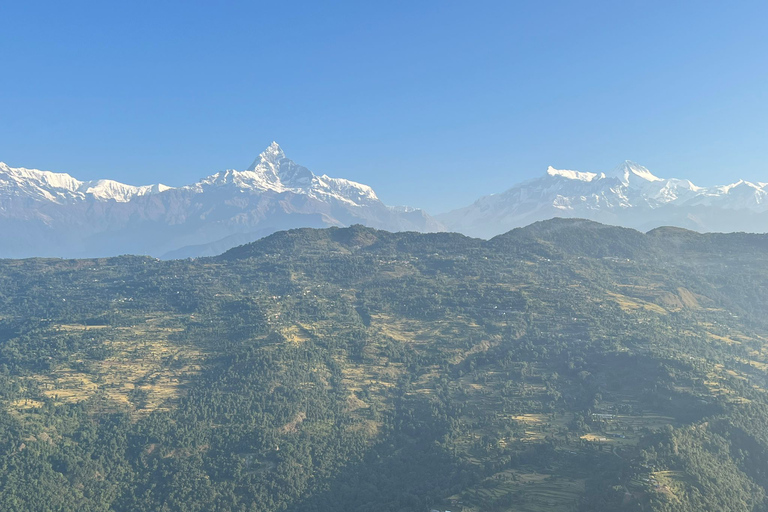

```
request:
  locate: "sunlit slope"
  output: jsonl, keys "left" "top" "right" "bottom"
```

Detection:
{"left": 1, "top": 219, "right": 768, "bottom": 511}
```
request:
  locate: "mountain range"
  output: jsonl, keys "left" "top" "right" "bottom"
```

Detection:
{"left": 0, "top": 142, "right": 440, "bottom": 259}
{"left": 2, "top": 146, "right": 767, "bottom": 258}
{"left": 440, "top": 160, "right": 768, "bottom": 237}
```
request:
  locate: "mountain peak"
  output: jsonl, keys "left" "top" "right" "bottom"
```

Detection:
{"left": 248, "top": 142, "right": 286, "bottom": 170}
{"left": 263, "top": 141, "right": 284, "bottom": 160}
{"left": 609, "top": 160, "right": 662, "bottom": 185}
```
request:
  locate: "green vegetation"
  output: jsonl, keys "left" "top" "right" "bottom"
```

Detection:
{"left": 1, "top": 219, "right": 768, "bottom": 510}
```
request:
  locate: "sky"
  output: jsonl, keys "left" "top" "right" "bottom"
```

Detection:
{"left": 2, "top": 0, "right": 767, "bottom": 213}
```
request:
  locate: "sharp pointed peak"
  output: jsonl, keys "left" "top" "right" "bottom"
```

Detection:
{"left": 260, "top": 141, "right": 285, "bottom": 160}
{"left": 265, "top": 140, "right": 283, "bottom": 152}
{"left": 247, "top": 141, "right": 287, "bottom": 171}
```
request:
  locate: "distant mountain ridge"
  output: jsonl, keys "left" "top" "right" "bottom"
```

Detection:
{"left": 439, "top": 161, "right": 768, "bottom": 237}
{"left": 4, "top": 149, "right": 768, "bottom": 258}
{"left": 0, "top": 161, "right": 173, "bottom": 203}
{"left": 0, "top": 142, "right": 442, "bottom": 259}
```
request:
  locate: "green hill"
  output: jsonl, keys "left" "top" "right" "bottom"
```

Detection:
{"left": 2, "top": 219, "right": 768, "bottom": 511}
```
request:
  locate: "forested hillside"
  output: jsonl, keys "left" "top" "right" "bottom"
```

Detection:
{"left": 2, "top": 218, "right": 768, "bottom": 511}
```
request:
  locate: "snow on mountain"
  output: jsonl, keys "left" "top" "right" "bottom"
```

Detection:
{"left": 439, "top": 161, "right": 768, "bottom": 238}
{"left": 546, "top": 166, "right": 602, "bottom": 182}
{"left": 607, "top": 160, "right": 662, "bottom": 185}
{"left": 0, "top": 161, "right": 171, "bottom": 203}
{"left": 0, "top": 143, "right": 441, "bottom": 258}
{"left": 186, "top": 142, "right": 379, "bottom": 208}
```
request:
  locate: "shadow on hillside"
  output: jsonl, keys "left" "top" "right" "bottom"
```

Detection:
{"left": 283, "top": 429, "right": 475, "bottom": 512}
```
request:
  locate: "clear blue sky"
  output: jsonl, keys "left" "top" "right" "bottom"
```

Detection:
{"left": 2, "top": 1, "right": 767, "bottom": 213}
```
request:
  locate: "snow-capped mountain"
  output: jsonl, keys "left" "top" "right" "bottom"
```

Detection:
{"left": 0, "top": 143, "right": 442, "bottom": 258}
{"left": 187, "top": 142, "right": 380, "bottom": 207}
{"left": 0, "top": 161, "right": 172, "bottom": 204}
{"left": 438, "top": 161, "right": 768, "bottom": 238}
